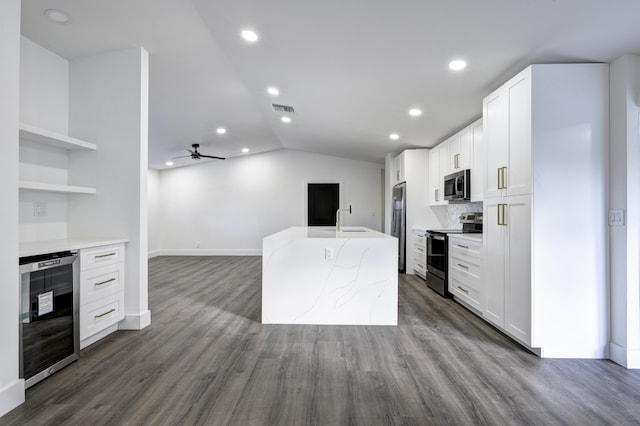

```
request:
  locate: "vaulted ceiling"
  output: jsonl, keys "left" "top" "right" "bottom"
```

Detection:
{"left": 20, "top": 0, "right": 640, "bottom": 169}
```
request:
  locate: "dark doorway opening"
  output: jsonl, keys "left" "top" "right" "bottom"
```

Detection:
{"left": 307, "top": 183, "right": 339, "bottom": 226}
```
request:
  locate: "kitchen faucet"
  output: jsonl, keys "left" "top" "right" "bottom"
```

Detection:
{"left": 336, "top": 205, "right": 352, "bottom": 232}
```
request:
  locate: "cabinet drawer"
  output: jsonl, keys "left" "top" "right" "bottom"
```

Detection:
{"left": 414, "top": 235, "right": 426, "bottom": 249}
{"left": 413, "top": 264, "right": 426, "bottom": 279}
{"left": 80, "top": 292, "right": 124, "bottom": 340}
{"left": 80, "top": 244, "right": 125, "bottom": 270}
{"left": 449, "top": 275, "right": 482, "bottom": 311}
{"left": 80, "top": 263, "right": 124, "bottom": 306}
{"left": 449, "top": 252, "right": 481, "bottom": 281}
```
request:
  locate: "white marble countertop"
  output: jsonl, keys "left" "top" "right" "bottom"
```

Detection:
{"left": 447, "top": 233, "right": 483, "bottom": 243}
{"left": 264, "top": 226, "right": 392, "bottom": 239}
{"left": 20, "top": 237, "right": 129, "bottom": 257}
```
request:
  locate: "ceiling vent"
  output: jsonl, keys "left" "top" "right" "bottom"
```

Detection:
{"left": 272, "top": 104, "right": 295, "bottom": 114}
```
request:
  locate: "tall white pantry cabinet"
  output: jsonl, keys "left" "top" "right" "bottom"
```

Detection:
{"left": 482, "top": 64, "right": 609, "bottom": 358}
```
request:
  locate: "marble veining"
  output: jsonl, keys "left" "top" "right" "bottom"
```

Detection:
{"left": 262, "top": 227, "right": 398, "bottom": 325}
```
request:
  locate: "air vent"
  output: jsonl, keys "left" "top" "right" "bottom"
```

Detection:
{"left": 272, "top": 104, "right": 295, "bottom": 114}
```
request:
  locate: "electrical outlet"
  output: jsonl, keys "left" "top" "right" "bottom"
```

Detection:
{"left": 609, "top": 209, "right": 625, "bottom": 226}
{"left": 325, "top": 247, "right": 334, "bottom": 260}
{"left": 34, "top": 202, "right": 47, "bottom": 217}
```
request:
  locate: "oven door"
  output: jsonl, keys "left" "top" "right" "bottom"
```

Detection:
{"left": 426, "top": 232, "right": 446, "bottom": 279}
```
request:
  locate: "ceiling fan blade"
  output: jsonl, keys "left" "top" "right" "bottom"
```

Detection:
{"left": 172, "top": 155, "right": 192, "bottom": 159}
{"left": 198, "top": 154, "right": 226, "bottom": 160}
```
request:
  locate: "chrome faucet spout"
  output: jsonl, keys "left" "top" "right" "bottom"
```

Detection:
{"left": 336, "top": 205, "right": 352, "bottom": 232}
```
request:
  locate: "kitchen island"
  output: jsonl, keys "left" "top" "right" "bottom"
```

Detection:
{"left": 262, "top": 226, "right": 398, "bottom": 325}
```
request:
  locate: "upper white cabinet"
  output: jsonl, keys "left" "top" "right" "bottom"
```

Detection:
{"left": 483, "top": 70, "right": 531, "bottom": 199}
{"left": 393, "top": 152, "right": 406, "bottom": 183}
{"left": 448, "top": 127, "right": 471, "bottom": 172}
{"left": 429, "top": 118, "right": 483, "bottom": 206}
{"left": 470, "top": 120, "right": 483, "bottom": 202}
{"left": 482, "top": 64, "right": 609, "bottom": 358}
{"left": 428, "top": 145, "right": 446, "bottom": 205}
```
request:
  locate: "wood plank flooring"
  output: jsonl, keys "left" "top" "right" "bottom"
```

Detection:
{"left": 3, "top": 255, "right": 640, "bottom": 425}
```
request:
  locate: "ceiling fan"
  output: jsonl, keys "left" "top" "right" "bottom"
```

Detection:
{"left": 174, "top": 143, "right": 225, "bottom": 160}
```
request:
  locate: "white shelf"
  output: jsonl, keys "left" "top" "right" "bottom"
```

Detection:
{"left": 19, "top": 123, "right": 97, "bottom": 151}
{"left": 19, "top": 181, "right": 96, "bottom": 194}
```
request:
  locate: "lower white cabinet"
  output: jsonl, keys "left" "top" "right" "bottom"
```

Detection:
{"left": 79, "top": 243, "right": 125, "bottom": 348}
{"left": 448, "top": 236, "right": 483, "bottom": 312}
{"left": 413, "top": 234, "right": 426, "bottom": 279}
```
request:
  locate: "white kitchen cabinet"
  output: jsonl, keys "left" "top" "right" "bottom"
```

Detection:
{"left": 469, "top": 119, "right": 483, "bottom": 202}
{"left": 482, "top": 64, "right": 609, "bottom": 358}
{"left": 393, "top": 152, "right": 406, "bottom": 183}
{"left": 79, "top": 243, "right": 125, "bottom": 349}
{"left": 429, "top": 118, "right": 482, "bottom": 205}
{"left": 428, "top": 146, "right": 446, "bottom": 206}
{"left": 448, "top": 236, "right": 483, "bottom": 313}
{"left": 483, "top": 69, "right": 531, "bottom": 199}
{"left": 483, "top": 195, "right": 531, "bottom": 339}
{"left": 413, "top": 233, "right": 426, "bottom": 279}
{"left": 448, "top": 128, "right": 471, "bottom": 172}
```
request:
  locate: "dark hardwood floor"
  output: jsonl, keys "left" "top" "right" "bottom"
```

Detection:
{"left": 3, "top": 256, "right": 640, "bottom": 425}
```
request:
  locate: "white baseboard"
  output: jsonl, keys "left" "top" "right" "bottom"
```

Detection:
{"left": 148, "top": 249, "right": 162, "bottom": 259}
{"left": 119, "top": 309, "right": 151, "bottom": 330}
{"left": 610, "top": 342, "right": 640, "bottom": 368}
{"left": 0, "top": 379, "right": 25, "bottom": 417}
{"left": 150, "top": 249, "right": 262, "bottom": 257}
{"left": 80, "top": 324, "right": 118, "bottom": 350}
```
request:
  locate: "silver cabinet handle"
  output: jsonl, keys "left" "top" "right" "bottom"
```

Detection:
{"left": 95, "top": 252, "right": 117, "bottom": 259}
{"left": 457, "top": 286, "right": 469, "bottom": 294}
{"left": 435, "top": 189, "right": 439, "bottom": 201}
{"left": 95, "top": 308, "right": 116, "bottom": 319}
{"left": 457, "top": 263, "right": 469, "bottom": 269}
{"left": 95, "top": 278, "right": 116, "bottom": 286}
{"left": 456, "top": 244, "right": 469, "bottom": 249}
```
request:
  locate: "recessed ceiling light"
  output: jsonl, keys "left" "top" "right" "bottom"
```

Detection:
{"left": 216, "top": 127, "right": 226, "bottom": 135}
{"left": 449, "top": 60, "right": 467, "bottom": 71}
{"left": 281, "top": 116, "right": 292, "bottom": 123}
{"left": 389, "top": 133, "right": 400, "bottom": 140}
{"left": 241, "top": 29, "right": 258, "bottom": 42}
{"left": 44, "top": 9, "right": 70, "bottom": 24}
{"left": 242, "top": 148, "right": 250, "bottom": 153}
{"left": 165, "top": 161, "right": 174, "bottom": 167}
{"left": 267, "top": 87, "right": 280, "bottom": 96}
{"left": 409, "top": 108, "right": 422, "bottom": 117}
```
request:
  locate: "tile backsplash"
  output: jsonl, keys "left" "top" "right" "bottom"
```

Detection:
{"left": 446, "top": 202, "right": 483, "bottom": 229}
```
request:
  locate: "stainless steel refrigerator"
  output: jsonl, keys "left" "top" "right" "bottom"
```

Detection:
{"left": 391, "top": 182, "right": 406, "bottom": 272}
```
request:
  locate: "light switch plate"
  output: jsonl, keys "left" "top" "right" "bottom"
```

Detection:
{"left": 325, "top": 247, "right": 334, "bottom": 260}
{"left": 609, "top": 209, "right": 625, "bottom": 226}
{"left": 34, "top": 201, "right": 47, "bottom": 217}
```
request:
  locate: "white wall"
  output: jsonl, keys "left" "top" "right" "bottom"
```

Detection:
{"left": 148, "top": 169, "right": 161, "bottom": 257}
{"left": 19, "top": 36, "right": 68, "bottom": 134}
{"left": 67, "top": 47, "right": 150, "bottom": 331}
{"left": 609, "top": 54, "right": 640, "bottom": 368}
{"left": 0, "top": 0, "right": 24, "bottom": 416}
{"left": 18, "top": 38, "right": 70, "bottom": 243}
{"left": 156, "top": 149, "right": 383, "bottom": 255}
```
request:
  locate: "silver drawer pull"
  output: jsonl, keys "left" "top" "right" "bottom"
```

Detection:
{"left": 95, "top": 278, "right": 116, "bottom": 286}
{"left": 457, "top": 244, "right": 469, "bottom": 249}
{"left": 457, "top": 263, "right": 469, "bottom": 269}
{"left": 95, "top": 308, "right": 116, "bottom": 319}
{"left": 95, "top": 252, "right": 117, "bottom": 259}
{"left": 457, "top": 286, "right": 469, "bottom": 294}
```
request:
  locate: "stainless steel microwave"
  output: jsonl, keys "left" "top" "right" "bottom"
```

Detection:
{"left": 444, "top": 169, "right": 470, "bottom": 201}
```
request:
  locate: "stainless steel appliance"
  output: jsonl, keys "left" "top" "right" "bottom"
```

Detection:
{"left": 391, "top": 182, "right": 406, "bottom": 272}
{"left": 19, "top": 251, "right": 79, "bottom": 389}
{"left": 426, "top": 212, "right": 482, "bottom": 297}
{"left": 444, "top": 169, "right": 471, "bottom": 201}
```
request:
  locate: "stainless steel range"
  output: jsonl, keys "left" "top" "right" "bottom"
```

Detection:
{"left": 426, "top": 212, "right": 482, "bottom": 297}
